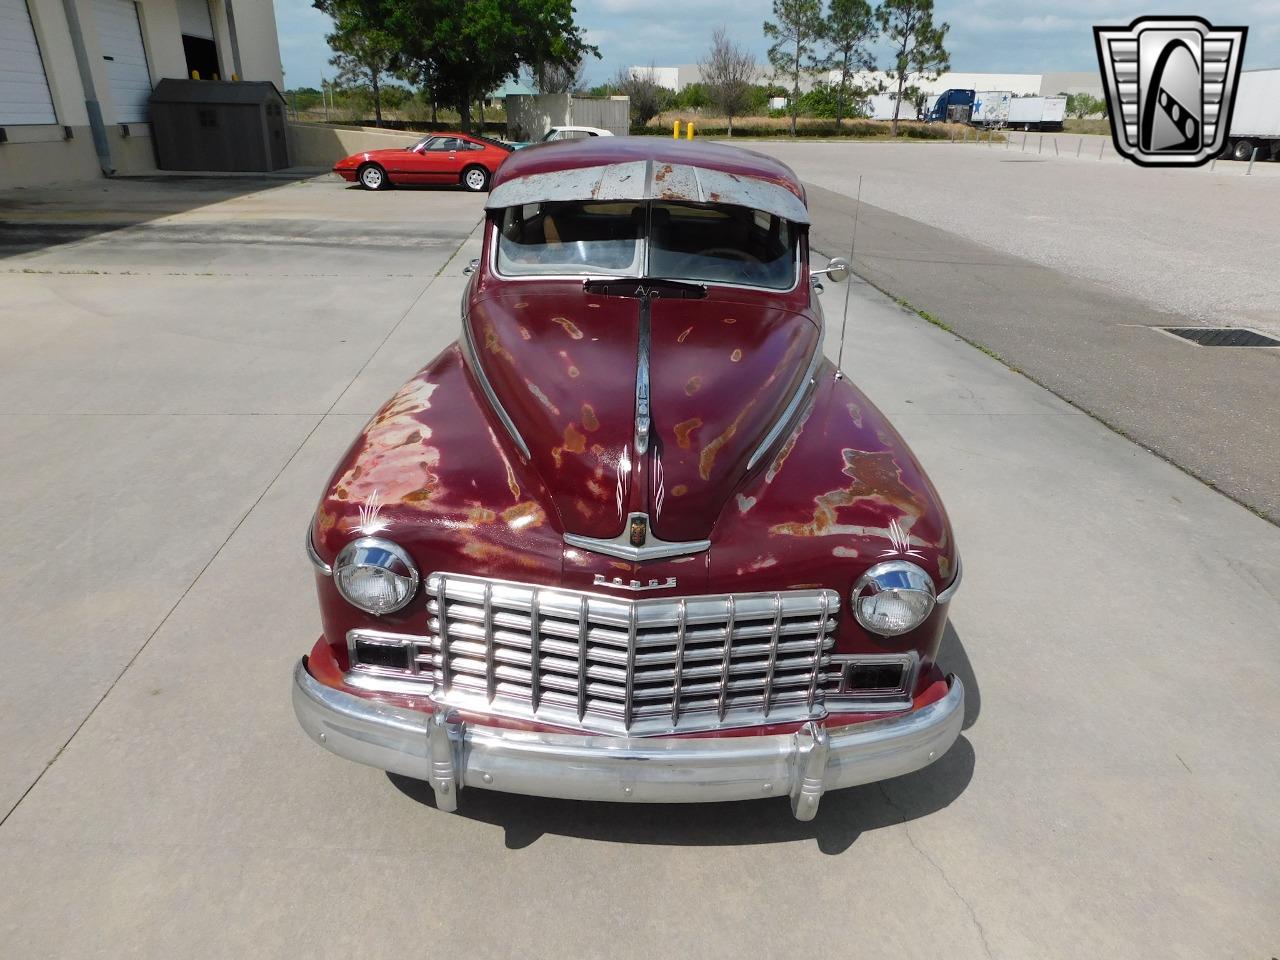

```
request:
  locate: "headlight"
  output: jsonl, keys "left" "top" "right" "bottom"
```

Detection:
{"left": 851, "top": 561, "right": 936, "bottom": 637}
{"left": 333, "top": 537, "right": 419, "bottom": 615}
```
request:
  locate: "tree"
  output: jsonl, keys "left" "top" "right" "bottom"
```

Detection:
{"left": 700, "top": 28, "right": 757, "bottom": 136}
{"left": 763, "top": 0, "right": 825, "bottom": 136}
{"left": 614, "top": 65, "right": 670, "bottom": 127}
{"left": 819, "top": 0, "right": 875, "bottom": 128}
{"left": 533, "top": 58, "right": 586, "bottom": 94}
{"left": 1064, "top": 92, "right": 1106, "bottom": 119}
{"left": 875, "top": 0, "right": 949, "bottom": 137}
{"left": 327, "top": 0, "right": 598, "bottom": 132}
{"left": 317, "top": 0, "right": 398, "bottom": 126}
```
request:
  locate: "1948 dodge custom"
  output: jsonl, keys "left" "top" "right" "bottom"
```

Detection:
{"left": 293, "top": 138, "right": 964, "bottom": 820}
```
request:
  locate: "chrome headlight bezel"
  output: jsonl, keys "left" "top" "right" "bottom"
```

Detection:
{"left": 333, "top": 537, "right": 420, "bottom": 615}
{"left": 851, "top": 560, "right": 937, "bottom": 637}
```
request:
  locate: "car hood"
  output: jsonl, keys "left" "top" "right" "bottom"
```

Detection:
{"left": 465, "top": 283, "right": 819, "bottom": 543}
{"left": 346, "top": 148, "right": 416, "bottom": 163}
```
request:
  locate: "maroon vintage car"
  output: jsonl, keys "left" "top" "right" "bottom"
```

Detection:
{"left": 332, "top": 131, "right": 513, "bottom": 191}
{"left": 294, "top": 138, "right": 964, "bottom": 820}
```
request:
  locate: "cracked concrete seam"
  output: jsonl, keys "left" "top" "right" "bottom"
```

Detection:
{"left": 878, "top": 782, "right": 997, "bottom": 959}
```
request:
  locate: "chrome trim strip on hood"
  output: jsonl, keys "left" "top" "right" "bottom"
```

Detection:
{"left": 459, "top": 313, "right": 532, "bottom": 461}
{"left": 485, "top": 160, "right": 811, "bottom": 225}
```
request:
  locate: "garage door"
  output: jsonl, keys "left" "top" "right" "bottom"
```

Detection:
{"left": 93, "top": 0, "right": 152, "bottom": 123}
{"left": 0, "top": 0, "right": 57, "bottom": 125}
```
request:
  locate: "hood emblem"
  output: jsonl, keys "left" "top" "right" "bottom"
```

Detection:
{"left": 594, "top": 574, "right": 677, "bottom": 592}
{"left": 629, "top": 516, "right": 648, "bottom": 546}
{"left": 565, "top": 511, "right": 710, "bottom": 562}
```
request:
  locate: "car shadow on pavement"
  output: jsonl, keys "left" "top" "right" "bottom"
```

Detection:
{"left": 390, "top": 625, "right": 980, "bottom": 854}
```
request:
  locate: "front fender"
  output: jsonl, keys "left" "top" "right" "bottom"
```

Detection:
{"left": 707, "top": 359, "right": 958, "bottom": 663}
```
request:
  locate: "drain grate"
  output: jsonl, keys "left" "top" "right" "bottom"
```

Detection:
{"left": 1161, "top": 327, "right": 1280, "bottom": 347}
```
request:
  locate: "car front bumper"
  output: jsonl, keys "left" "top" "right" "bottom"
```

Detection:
{"left": 292, "top": 657, "right": 965, "bottom": 821}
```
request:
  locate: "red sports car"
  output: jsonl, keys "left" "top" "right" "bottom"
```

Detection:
{"left": 333, "top": 132, "right": 513, "bottom": 192}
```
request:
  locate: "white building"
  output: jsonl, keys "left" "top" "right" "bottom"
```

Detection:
{"left": 628, "top": 65, "right": 1103, "bottom": 101}
{"left": 1, "top": 0, "right": 284, "bottom": 188}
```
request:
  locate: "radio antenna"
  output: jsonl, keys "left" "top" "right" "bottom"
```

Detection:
{"left": 833, "top": 174, "right": 862, "bottom": 380}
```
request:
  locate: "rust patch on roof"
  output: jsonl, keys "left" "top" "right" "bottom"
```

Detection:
{"left": 654, "top": 163, "right": 674, "bottom": 182}
{"left": 674, "top": 417, "right": 702, "bottom": 450}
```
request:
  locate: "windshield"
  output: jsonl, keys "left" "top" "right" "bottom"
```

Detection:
{"left": 495, "top": 200, "right": 799, "bottom": 289}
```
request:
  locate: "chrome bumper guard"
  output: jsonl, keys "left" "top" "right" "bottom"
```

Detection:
{"left": 292, "top": 658, "right": 964, "bottom": 821}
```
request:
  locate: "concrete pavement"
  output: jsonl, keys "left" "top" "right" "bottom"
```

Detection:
{"left": 741, "top": 140, "right": 1280, "bottom": 524}
{"left": 1, "top": 172, "right": 1277, "bottom": 959}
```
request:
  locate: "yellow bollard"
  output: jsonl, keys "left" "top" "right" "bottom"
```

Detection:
{"left": 686, "top": 121, "right": 695, "bottom": 140}
{"left": 190, "top": 70, "right": 200, "bottom": 80}
{"left": 673, "top": 120, "right": 681, "bottom": 139}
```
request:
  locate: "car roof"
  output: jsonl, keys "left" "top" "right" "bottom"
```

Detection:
{"left": 490, "top": 137, "right": 805, "bottom": 200}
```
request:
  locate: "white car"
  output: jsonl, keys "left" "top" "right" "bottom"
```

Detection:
{"left": 512, "top": 126, "right": 615, "bottom": 148}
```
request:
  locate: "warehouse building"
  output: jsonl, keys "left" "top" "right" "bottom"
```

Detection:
{"left": 0, "top": 0, "right": 284, "bottom": 188}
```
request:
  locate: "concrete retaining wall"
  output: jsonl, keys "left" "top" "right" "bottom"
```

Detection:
{"left": 287, "top": 122, "right": 420, "bottom": 167}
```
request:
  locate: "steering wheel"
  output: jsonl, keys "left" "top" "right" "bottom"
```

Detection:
{"left": 697, "top": 247, "right": 764, "bottom": 266}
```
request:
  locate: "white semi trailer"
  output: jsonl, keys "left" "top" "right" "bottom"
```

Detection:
{"left": 1224, "top": 68, "right": 1280, "bottom": 161}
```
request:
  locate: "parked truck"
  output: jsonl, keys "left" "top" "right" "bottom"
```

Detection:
{"left": 924, "top": 89, "right": 1014, "bottom": 126}
{"left": 1224, "top": 68, "right": 1280, "bottom": 161}
{"left": 1006, "top": 96, "right": 1067, "bottom": 131}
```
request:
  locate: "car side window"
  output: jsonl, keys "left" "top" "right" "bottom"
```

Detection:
{"left": 465, "top": 141, "right": 485, "bottom": 151}
{"left": 427, "top": 138, "right": 460, "bottom": 152}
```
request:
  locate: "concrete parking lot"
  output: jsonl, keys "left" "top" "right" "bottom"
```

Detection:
{"left": 1, "top": 165, "right": 1278, "bottom": 959}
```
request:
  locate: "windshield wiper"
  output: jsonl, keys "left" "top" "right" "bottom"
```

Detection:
{"left": 583, "top": 278, "right": 707, "bottom": 300}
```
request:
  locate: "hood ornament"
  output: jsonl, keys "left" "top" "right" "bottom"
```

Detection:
{"left": 566, "top": 511, "right": 710, "bottom": 562}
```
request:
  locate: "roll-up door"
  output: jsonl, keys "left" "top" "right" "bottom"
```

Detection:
{"left": 0, "top": 0, "right": 57, "bottom": 125}
{"left": 93, "top": 0, "right": 152, "bottom": 123}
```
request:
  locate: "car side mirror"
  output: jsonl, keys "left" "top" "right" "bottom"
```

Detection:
{"left": 812, "top": 257, "right": 851, "bottom": 283}
{"left": 463, "top": 258, "right": 479, "bottom": 276}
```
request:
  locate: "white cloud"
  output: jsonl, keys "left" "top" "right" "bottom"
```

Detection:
{"left": 273, "top": 0, "right": 1280, "bottom": 91}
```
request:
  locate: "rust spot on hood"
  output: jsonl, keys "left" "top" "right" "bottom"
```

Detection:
{"left": 674, "top": 417, "right": 702, "bottom": 450}
{"left": 484, "top": 326, "right": 514, "bottom": 362}
{"left": 730, "top": 349, "right": 743, "bottom": 362}
{"left": 552, "top": 423, "right": 588, "bottom": 468}
{"left": 581, "top": 404, "right": 600, "bottom": 431}
{"left": 501, "top": 501, "right": 546, "bottom": 529}
{"left": 552, "top": 317, "right": 583, "bottom": 340}
{"left": 699, "top": 401, "right": 756, "bottom": 480}
{"left": 770, "top": 450, "right": 923, "bottom": 538}
{"left": 467, "top": 505, "right": 498, "bottom": 524}
{"left": 685, "top": 376, "right": 702, "bottom": 395}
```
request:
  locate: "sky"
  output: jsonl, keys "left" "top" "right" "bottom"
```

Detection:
{"left": 275, "top": 0, "right": 1280, "bottom": 90}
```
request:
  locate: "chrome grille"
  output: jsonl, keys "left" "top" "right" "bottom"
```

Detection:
{"left": 419, "top": 573, "right": 841, "bottom": 735}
